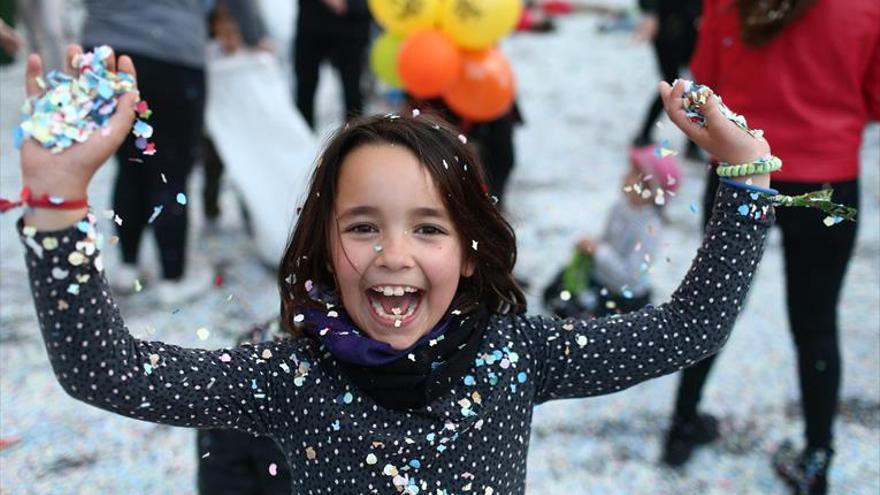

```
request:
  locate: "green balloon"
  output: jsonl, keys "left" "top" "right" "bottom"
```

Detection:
{"left": 370, "top": 31, "right": 403, "bottom": 88}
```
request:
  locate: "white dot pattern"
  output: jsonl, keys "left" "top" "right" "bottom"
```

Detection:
{"left": 18, "top": 186, "right": 772, "bottom": 494}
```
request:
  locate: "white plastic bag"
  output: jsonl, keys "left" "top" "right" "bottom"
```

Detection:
{"left": 205, "top": 50, "right": 317, "bottom": 265}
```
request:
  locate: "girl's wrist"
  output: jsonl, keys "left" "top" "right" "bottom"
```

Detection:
{"left": 725, "top": 173, "right": 771, "bottom": 189}
{"left": 23, "top": 207, "right": 89, "bottom": 231}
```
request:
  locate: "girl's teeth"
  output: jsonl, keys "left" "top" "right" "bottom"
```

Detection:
{"left": 393, "top": 287, "right": 405, "bottom": 296}
{"left": 369, "top": 296, "right": 418, "bottom": 322}
{"left": 383, "top": 287, "right": 394, "bottom": 296}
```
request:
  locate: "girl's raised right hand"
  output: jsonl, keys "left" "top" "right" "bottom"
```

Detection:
{"left": 21, "top": 45, "right": 139, "bottom": 230}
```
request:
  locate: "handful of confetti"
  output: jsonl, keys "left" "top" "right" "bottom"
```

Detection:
{"left": 680, "top": 80, "right": 764, "bottom": 140}
{"left": 13, "top": 45, "right": 155, "bottom": 155}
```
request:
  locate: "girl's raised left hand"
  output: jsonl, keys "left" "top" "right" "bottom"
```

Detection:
{"left": 659, "top": 80, "right": 771, "bottom": 188}
{"left": 21, "top": 45, "right": 139, "bottom": 230}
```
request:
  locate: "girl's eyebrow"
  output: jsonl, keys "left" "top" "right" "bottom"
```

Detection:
{"left": 337, "top": 206, "right": 448, "bottom": 220}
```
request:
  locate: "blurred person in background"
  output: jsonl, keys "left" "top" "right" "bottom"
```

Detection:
{"left": 293, "top": 0, "right": 372, "bottom": 129}
{"left": 14, "top": 0, "right": 71, "bottom": 72}
{"left": 81, "top": 0, "right": 263, "bottom": 305}
{"left": 202, "top": 0, "right": 272, "bottom": 236}
{"left": 0, "top": 0, "right": 23, "bottom": 65}
{"left": 659, "top": 3, "right": 879, "bottom": 495}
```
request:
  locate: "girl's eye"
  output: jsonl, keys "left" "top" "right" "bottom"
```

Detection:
{"left": 344, "top": 223, "right": 377, "bottom": 234}
{"left": 414, "top": 224, "right": 447, "bottom": 236}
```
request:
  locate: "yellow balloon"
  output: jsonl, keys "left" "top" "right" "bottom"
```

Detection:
{"left": 369, "top": 31, "right": 404, "bottom": 88}
{"left": 368, "top": 0, "right": 442, "bottom": 34}
{"left": 440, "top": 0, "right": 523, "bottom": 49}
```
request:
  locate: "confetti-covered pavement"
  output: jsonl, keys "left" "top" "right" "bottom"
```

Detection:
{"left": 2, "top": 11, "right": 878, "bottom": 495}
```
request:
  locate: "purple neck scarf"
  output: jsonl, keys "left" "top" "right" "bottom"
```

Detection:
{"left": 304, "top": 308, "right": 452, "bottom": 367}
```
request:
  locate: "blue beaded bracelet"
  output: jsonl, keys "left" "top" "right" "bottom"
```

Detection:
{"left": 719, "top": 178, "right": 779, "bottom": 196}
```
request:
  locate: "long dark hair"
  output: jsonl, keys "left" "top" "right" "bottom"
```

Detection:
{"left": 737, "top": 0, "right": 817, "bottom": 46}
{"left": 278, "top": 114, "right": 527, "bottom": 337}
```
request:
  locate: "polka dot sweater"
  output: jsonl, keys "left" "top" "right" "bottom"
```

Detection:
{"left": 20, "top": 185, "right": 772, "bottom": 494}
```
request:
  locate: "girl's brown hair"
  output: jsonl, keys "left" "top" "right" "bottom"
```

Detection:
{"left": 278, "top": 113, "right": 526, "bottom": 337}
{"left": 737, "top": 0, "right": 817, "bottom": 46}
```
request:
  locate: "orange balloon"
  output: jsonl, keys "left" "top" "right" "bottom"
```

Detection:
{"left": 442, "top": 48, "right": 515, "bottom": 122}
{"left": 397, "top": 31, "right": 462, "bottom": 98}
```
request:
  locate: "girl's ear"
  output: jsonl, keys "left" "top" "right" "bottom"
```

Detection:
{"left": 461, "top": 258, "right": 475, "bottom": 278}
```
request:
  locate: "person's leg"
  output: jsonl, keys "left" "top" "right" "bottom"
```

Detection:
{"left": 111, "top": 146, "right": 152, "bottom": 265}
{"left": 293, "top": 32, "right": 324, "bottom": 129}
{"left": 197, "top": 429, "right": 259, "bottom": 495}
{"left": 148, "top": 64, "right": 206, "bottom": 280}
{"left": 473, "top": 116, "right": 516, "bottom": 205}
{"left": 772, "top": 179, "right": 857, "bottom": 495}
{"left": 329, "top": 36, "right": 367, "bottom": 121}
{"left": 115, "top": 52, "right": 204, "bottom": 280}
{"left": 661, "top": 170, "right": 722, "bottom": 467}
{"left": 201, "top": 135, "right": 223, "bottom": 224}
{"left": 776, "top": 180, "right": 858, "bottom": 450}
{"left": 111, "top": 55, "right": 166, "bottom": 267}
{"left": 252, "top": 436, "right": 292, "bottom": 494}
{"left": 671, "top": 169, "right": 722, "bottom": 419}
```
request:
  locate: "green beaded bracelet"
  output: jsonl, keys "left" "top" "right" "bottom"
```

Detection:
{"left": 716, "top": 156, "right": 782, "bottom": 177}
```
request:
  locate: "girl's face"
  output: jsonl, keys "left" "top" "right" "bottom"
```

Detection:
{"left": 329, "top": 143, "right": 474, "bottom": 350}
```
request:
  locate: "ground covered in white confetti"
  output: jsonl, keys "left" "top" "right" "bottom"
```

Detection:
{"left": 1, "top": 6, "right": 878, "bottom": 495}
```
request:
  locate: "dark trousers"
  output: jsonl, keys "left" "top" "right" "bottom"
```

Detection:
{"left": 111, "top": 52, "right": 206, "bottom": 279}
{"left": 201, "top": 135, "right": 224, "bottom": 221}
{"left": 634, "top": 9, "right": 699, "bottom": 145}
{"left": 468, "top": 115, "right": 517, "bottom": 205}
{"left": 673, "top": 171, "right": 859, "bottom": 449}
{"left": 293, "top": 32, "right": 366, "bottom": 128}
{"left": 197, "top": 429, "right": 291, "bottom": 495}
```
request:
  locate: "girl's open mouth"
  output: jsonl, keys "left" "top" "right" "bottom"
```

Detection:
{"left": 366, "top": 285, "right": 422, "bottom": 327}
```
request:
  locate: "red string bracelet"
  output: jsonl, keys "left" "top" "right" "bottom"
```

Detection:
{"left": 0, "top": 187, "right": 88, "bottom": 213}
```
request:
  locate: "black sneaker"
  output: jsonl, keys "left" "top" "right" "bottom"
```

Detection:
{"left": 773, "top": 441, "right": 833, "bottom": 495}
{"left": 661, "top": 413, "right": 720, "bottom": 467}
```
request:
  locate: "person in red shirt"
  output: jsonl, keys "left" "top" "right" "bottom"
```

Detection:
{"left": 660, "top": 2, "right": 880, "bottom": 494}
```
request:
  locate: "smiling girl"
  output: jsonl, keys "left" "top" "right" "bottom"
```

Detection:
{"left": 15, "top": 46, "right": 775, "bottom": 494}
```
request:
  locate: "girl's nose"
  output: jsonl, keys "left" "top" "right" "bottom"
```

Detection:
{"left": 374, "top": 231, "right": 415, "bottom": 271}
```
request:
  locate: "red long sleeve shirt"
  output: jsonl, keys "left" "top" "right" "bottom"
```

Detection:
{"left": 691, "top": 0, "right": 880, "bottom": 182}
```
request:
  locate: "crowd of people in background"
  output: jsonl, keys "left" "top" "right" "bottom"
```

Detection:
{"left": 1, "top": 1, "right": 878, "bottom": 494}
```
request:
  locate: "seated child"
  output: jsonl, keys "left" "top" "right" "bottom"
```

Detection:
{"left": 543, "top": 147, "right": 681, "bottom": 318}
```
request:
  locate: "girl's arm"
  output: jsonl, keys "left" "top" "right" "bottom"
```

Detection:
{"left": 529, "top": 80, "right": 774, "bottom": 402}
{"left": 20, "top": 216, "right": 302, "bottom": 434}
{"left": 528, "top": 184, "right": 772, "bottom": 402}
{"left": 15, "top": 47, "right": 303, "bottom": 435}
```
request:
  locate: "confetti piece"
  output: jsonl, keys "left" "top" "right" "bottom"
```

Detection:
{"left": 268, "top": 463, "right": 277, "bottom": 476}
{"left": 176, "top": 193, "right": 187, "bottom": 205}
{"left": 133, "top": 279, "right": 142, "bottom": 293}
{"left": 366, "top": 453, "right": 378, "bottom": 465}
{"left": 305, "top": 447, "right": 316, "bottom": 460}
{"left": 196, "top": 327, "right": 210, "bottom": 340}
{"left": 147, "top": 205, "right": 163, "bottom": 224}
{"left": 219, "top": 353, "right": 232, "bottom": 363}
